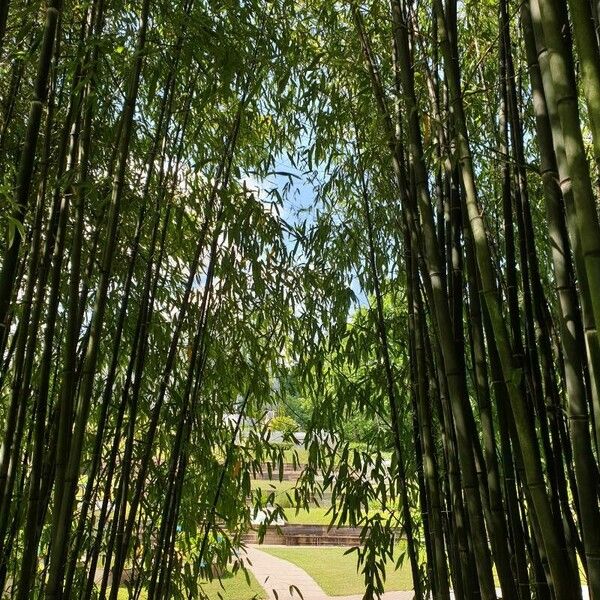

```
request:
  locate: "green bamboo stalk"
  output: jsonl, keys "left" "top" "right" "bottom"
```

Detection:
{"left": 357, "top": 145, "right": 424, "bottom": 599}
{"left": 520, "top": 4, "right": 600, "bottom": 594}
{"left": 534, "top": 0, "right": 600, "bottom": 348}
{"left": 44, "top": 0, "right": 152, "bottom": 594}
{"left": 0, "top": 0, "right": 63, "bottom": 355}
{"left": 432, "top": 0, "right": 581, "bottom": 594}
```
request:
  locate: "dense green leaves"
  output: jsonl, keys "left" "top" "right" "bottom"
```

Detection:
{"left": 2, "top": 0, "right": 600, "bottom": 598}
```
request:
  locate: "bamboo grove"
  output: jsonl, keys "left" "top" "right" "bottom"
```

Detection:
{"left": 1, "top": 0, "right": 600, "bottom": 597}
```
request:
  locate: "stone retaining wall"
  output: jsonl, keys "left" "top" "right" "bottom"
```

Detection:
{"left": 242, "top": 524, "right": 363, "bottom": 546}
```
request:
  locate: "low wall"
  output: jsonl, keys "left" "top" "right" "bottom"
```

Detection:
{"left": 242, "top": 524, "right": 363, "bottom": 546}
{"left": 253, "top": 463, "right": 305, "bottom": 481}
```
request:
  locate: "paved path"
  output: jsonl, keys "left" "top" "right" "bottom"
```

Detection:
{"left": 243, "top": 546, "right": 414, "bottom": 600}
{"left": 243, "top": 546, "right": 591, "bottom": 600}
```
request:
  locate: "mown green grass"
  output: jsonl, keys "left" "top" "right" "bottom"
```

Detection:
{"left": 117, "top": 570, "right": 266, "bottom": 600}
{"left": 250, "top": 479, "right": 295, "bottom": 492}
{"left": 251, "top": 480, "right": 385, "bottom": 525}
{"left": 283, "top": 506, "right": 333, "bottom": 524}
{"left": 282, "top": 444, "right": 392, "bottom": 466}
{"left": 260, "top": 545, "right": 412, "bottom": 596}
{"left": 251, "top": 482, "right": 334, "bottom": 522}
{"left": 118, "top": 590, "right": 145, "bottom": 599}
{"left": 198, "top": 570, "right": 266, "bottom": 599}
{"left": 283, "top": 446, "right": 310, "bottom": 465}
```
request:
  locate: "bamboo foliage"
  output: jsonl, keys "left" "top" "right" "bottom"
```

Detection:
{"left": 1, "top": 0, "right": 600, "bottom": 598}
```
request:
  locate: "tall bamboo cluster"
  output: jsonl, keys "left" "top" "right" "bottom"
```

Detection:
{"left": 2, "top": 0, "right": 600, "bottom": 598}
{"left": 0, "top": 0, "right": 299, "bottom": 598}
{"left": 331, "top": 0, "right": 600, "bottom": 596}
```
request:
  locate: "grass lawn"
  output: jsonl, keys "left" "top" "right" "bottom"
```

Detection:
{"left": 250, "top": 479, "right": 295, "bottom": 492}
{"left": 198, "top": 570, "right": 266, "bottom": 599}
{"left": 249, "top": 485, "right": 336, "bottom": 525}
{"left": 282, "top": 445, "right": 392, "bottom": 466}
{"left": 250, "top": 481, "right": 382, "bottom": 525}
{"left": 118, "top": 590, "right": 146, "bottom": 599}
{"left": 283, "top": 506, "right": 387, "bottom": 525}
{"left": 260, "top": 545, "right": 412, "bottom": 596}
{"left": 284, "top": 506, "right": 333, "bottom": 525}
{"left": 117, "top": 570, "right": 266, "bottom": 600}
{"left": 283, "top": 446, "right": 310, "bottom": 465}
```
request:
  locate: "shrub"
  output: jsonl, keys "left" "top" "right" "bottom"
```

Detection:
{"left": 268, "top": 415, "right": 300, "bottom": 435}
